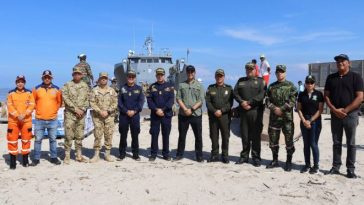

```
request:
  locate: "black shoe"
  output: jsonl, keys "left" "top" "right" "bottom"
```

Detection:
{"left": 149, "top": 156, "right": 156, "bottom": 162}
{"left": 196, "top": 156, "right": 204, "bottom": 163}
{"left": 252, "top": 159, "right": 261, "bottom": 167}
{"left": 266, "top": 160, "right": 279, "bottom": 169}
{"left": 326, "top": 167, "right": 340, "bottom": 175}
{"left": 30, "top": 159, "right": 40, "bottom": 166}
{"left": 22, "top": 154, "right": 29, "bottom": 167}
{"left": 207, "top": 155, "right": 219, "bottom": 163}
{"left": 235, "top": 158, "right": 249, "bottom": 164}
{"left": 9, "top": 155, "right": 16, "bottom": 170}
{"left": 117, "top": 154, "right": 126, "bottom": 161}
{"left": 347, "top": 170, "right": 357, "bottom": 179}
{"left": 284, "top": 162, "right": 292, "bottom": 172}
{"left": 300, "top": 165, "right": 311, "bottom": 173}
{"left": 132, "top": 154, "right": 141, "bottom": 161}
{"left": 174, "top": 155, "right": 183, "bottom": 161}
{"left": 163, "top": 156, "right": 171, "bottom": 161}
{"left": 221, "top": 156, "right": 229, "bottom": 164}
{"left": 50, "top": 158, "right": 61, "bottom": 165}
{"left": 309, "top": 165, "right": 319, "bottom": 174}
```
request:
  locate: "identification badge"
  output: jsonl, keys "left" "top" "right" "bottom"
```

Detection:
{"left": 128, "top": 92, "right": 131, "bottom": 96}
{"left": 312, "top": 95, "right": 317, "bottom": 101}
{"left": 225, "top": 90, "right": 228, "bottom": 95}
{"left": 159, "top": 91, "right": 162, "bottom": 95}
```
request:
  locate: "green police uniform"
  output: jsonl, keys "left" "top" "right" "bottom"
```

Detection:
{"left": 234, "top": 64, "right": 265, "bottom": 164}
{"left": 205, "top": 71, "right": 233, "bottom": 160}
{"left": 266, "top": 65, "right": 297, "bottom": 170}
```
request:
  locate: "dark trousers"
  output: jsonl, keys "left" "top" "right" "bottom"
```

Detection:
{"left": 300, "top": 116, "right": 321, "bottom": 166}
{"left": 208, "top": 113, "right": 230, "bottom": 157}
{"left": 119, "top": 114, "right": 140, "bottom": 155}
{"left": 176, "top": 115, "right": 203, "bottom": 158}
{"left": 240, "top": 108, "right": 262, "bottom": 160}
{"left": 331, "top": 111, "right": 359, "bottom": 171}
{"left": 150, "top": 116, "right": 172, "bottom": 157}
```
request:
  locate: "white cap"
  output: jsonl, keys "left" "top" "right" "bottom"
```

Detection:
{"left": 78, "top": 53, "right": 86, "bottom": 58}
{"left": 260, "top": 54, "right": 265, "bottom": 58}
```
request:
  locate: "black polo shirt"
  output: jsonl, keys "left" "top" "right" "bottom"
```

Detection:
{"left": 324, "top": 71, "right": 364, "bottom": 109}
{"left": 298, "top": 89, "right": 324, "bottom": 116}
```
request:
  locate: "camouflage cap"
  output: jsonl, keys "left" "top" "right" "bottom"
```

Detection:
{"left": 98, "top": 72, "right": 108, "bottom": 79}
{"left": 155, "top": 68, "right": 165, "bottom": 75}
{"left": 72, "top": 67, "right": 83, "bottom": 74}
{"left": 127, "top": 69, "right": 136, "bottom": 76}
{"left": 305, "top": 75, "right": 316, "bottom": 83}
{"left": 215, "top": 69, "right": 225, "bottom": 76}
{"left": 276, "top": 64, "right": 286, "bottom": 72}
{"left": 245, "top": 62, "right": 255, "bottom": 70}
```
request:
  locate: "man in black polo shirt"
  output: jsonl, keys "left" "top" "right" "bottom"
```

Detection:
{"left": 324, "top": 54, "right": 364, "bottom": 178}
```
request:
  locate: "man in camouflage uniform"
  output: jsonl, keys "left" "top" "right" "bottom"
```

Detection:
{"left": 205, "top": 69, "right": 233, "bottom": 164}
{"left": 89, "top": 72, "right": 118, "bottom": 163}
{"left": 266, "top": 65, "right": 297, "bottom": 171}
{"left": 74, "top": 54, "right": 94, "bottom": 88}
{"left": 62, "top": 67, "right": 90, "bottom": 164}
{"left": 110, "top": 77, "right": 119, "bottom": 122}
{"left": 234, "top": 63, "right": 265, "bottom": 167}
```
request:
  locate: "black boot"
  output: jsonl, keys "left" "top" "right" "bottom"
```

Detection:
{"left": 22, "top": 154, "right": 29, "bottom": 167}
{"left": 284, "top": 155, "right": 292, "bottom": 172}
{"left": 266, "top": 154, "right": 279, "bottom": 169}
{"left": 10, "top": 155, "right": 16, "bottom": 170}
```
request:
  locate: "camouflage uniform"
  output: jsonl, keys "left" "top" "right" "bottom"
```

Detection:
{"left": 90, "top": 84, "right": 118, "bottom": 150}
{"left": 74, "top": 61, "right": 94, "bottom": 88}
{"left": 266, "top": 65, "right": 297, "bottom": 169}
{"left": 62, "top": 74, "right": 90, "bottom": 163}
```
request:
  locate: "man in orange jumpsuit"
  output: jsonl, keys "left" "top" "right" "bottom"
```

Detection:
{"left": 7, "top": 75, "right": 35, "bottom": 169}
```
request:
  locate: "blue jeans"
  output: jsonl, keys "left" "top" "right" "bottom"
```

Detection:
{"left": 34, "top": 119, "right": 58, "bottom": 160}
{"left": 300, "top": 117, "right": 321, "bottom": 166}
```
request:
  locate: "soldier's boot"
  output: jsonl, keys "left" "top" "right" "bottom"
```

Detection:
{"left": 104, "top": 150, "right": 114, "bottom": 162}
{"left": 285, "top": 155, "right": 293, "bottom": 172}
{"left": 22, "top": 154, "right": 29, "bottom": 167}
{"left": 75, "top": 149, "right": 88, "bottom": 163}
{"left": 9, "top": 155, "right": 16, "bottom": 170}
{"left": 266, "top": 154, "right": 279, "bottom": 169}
{"left": 90, "top": 150, "right": 100, "bottom": 163}
{"left": 64, "top": 151, "right": 71, "bottom": 165}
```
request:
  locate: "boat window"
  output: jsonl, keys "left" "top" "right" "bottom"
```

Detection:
{"left": 141, "top": 59, "right": 146, "bottom": 63}
{"left": 153, "top": 58, "right": 159, "bottom": 63}
{"left": 147, "top": 59, "right": 153, "bottom": 63}
{"left": 130, "top": 59, "right": 138, "bottom": 63}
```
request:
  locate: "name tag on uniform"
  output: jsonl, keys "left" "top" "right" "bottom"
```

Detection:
{"left": 210, "top": 91, "right": 216, "bottom": 95}
{"left": 134, "top": 90, "right": 140, "bottom": 94}
{"left": 239, "top": 82, "right": 245, "bottom": 86}
{"left": 225, "top": 90, "right": 228, "bottom": 95}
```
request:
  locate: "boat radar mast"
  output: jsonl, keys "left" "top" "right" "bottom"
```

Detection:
{"left": 144, "top": 36, "right": 153, "bottom": 56}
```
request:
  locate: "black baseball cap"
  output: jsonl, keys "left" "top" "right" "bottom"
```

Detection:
{"left": 42, "top": 70, "right": 53, "bottom": 77}
{"left": 186, "top": 65, "right": 195, "bottom": 72}
{"left": 305, "top": 75, "right": 316, "bottom": 83}
{"left": 334, "top": 54, "right": 349, "bottom": 61}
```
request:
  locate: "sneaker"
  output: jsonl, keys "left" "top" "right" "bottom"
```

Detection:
{"left": 50, "top": 158, "right": 61, "bottom": 165}
{"left": 300, "top": 165, "right": 311, "bottom": 173}
{"left": 30, "top": 159, "right": 40, "bottom": 167}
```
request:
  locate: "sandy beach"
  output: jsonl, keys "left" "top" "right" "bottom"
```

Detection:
{"left": 0, "top": 112, "right": 363, "bottom": 205}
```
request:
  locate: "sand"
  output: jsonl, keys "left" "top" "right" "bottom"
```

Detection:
{"left": 0, "top": 113, "right": 363, "bottom": 205}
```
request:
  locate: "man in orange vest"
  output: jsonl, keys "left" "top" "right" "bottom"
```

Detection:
{"left": 7, "top": 75, "right": 35, "bottom": 169}
{"left": 31, "top": 70, "right": 62, "bottom": 166}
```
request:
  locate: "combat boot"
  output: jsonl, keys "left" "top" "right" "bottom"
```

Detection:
{"left": 284, "top": 155, "right": 293, "bottom": 172}
{"left": 266, "top": 154, "right": 279, "bottom": 169}
{"left": 64, "top": 151, "right": 71, "bottom": 165}
{"left": 9, "top": 155, "right": 16, "bottom": 170}
{"left": 104, "top": 150, "right": 114, "bottom": 162}
{"left": 90, "top": 150, "right": 100, "bottom": 163}
{"left": 76, "top": 149, "right": 88, "bottom": 163}
{"left": 22, "top": 154, "right": 29, "bottom": 167}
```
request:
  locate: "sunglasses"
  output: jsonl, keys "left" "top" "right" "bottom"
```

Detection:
{"left": 305, "top": 81, "right": 315, "bottom": 85}
{"left": 127, "top": 76, "right": 136, "bottom": 79}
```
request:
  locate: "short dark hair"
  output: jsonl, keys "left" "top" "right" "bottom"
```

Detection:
{"left": 252, "top": 59, "right": 257, "bottom": 64}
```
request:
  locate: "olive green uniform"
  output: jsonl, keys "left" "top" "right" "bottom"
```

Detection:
{"left": 234, "top": 76, "right": 265, "bottom": 160}
{"left": 205, "top": 83, "right": 233, "bottom": 157}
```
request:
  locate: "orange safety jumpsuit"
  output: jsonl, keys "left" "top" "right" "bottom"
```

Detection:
{"left": 7, "top": 88, "right": 35, "bottom": 155}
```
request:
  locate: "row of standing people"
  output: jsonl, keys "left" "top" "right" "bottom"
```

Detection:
{"left": 5, "top": 54, "right": 363, "bottom": 179}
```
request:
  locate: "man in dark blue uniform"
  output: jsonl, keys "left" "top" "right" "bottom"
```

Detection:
{"left": 118, "top": 70, "right": 145, "bottom": 161}
{"left": 147, "top": 68, "right": 175, "bottom": 161}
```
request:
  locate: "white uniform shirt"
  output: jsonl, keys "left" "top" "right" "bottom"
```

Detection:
{"left": 260, "top": 60, "right": 270, "bottom": 76}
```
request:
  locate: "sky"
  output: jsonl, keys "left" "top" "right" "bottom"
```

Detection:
{"left": 0, "top": 0, "right": 363, "bottom": 89}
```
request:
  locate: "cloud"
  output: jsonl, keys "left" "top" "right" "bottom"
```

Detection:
{"left": 221, "top": 28, "right": 282, "bottom": 46}
{"left": 220, "top": 26, "right": 356, "bottom": 46}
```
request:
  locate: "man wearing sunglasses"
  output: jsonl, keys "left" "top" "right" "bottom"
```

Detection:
{"left": 175, "top": 65, "right": 205, "bottom": 162}
{"left": 266, "top": 65, "right": 297, "bottom": 171}
{"left": 324, "top": 54, "right": 364, "bottom": 178}
{"left": 118, "top": 70, "right": 145, "bottom": 161}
